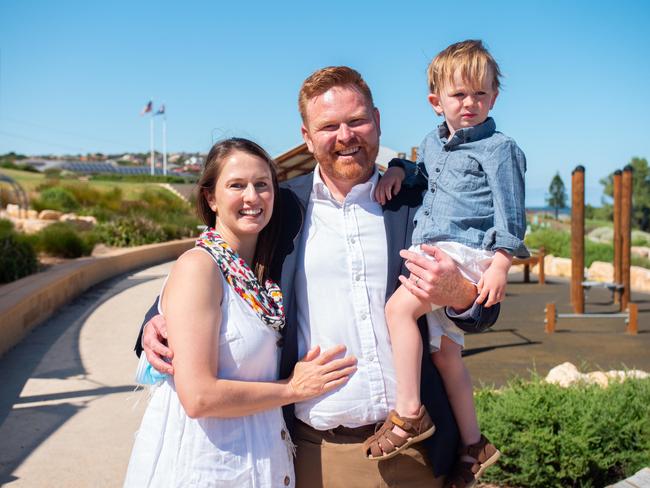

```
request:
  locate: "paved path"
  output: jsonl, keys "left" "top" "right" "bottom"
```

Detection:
{"left": 0, "top": 264, "right": 648, "bottom": 486}
{"left": 0, "top": 262, "right": 170, "bottom": 487}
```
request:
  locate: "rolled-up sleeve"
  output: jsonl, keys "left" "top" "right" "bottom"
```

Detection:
{"left": 481, "top": 140, "right": 529, "bottom": 258}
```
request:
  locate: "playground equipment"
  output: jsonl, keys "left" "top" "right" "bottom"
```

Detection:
{"left": 0, "top": 173, "right": 29, "bottom": 216}
{"left": 545, "top": 165, "right": 638, "bottom": 334}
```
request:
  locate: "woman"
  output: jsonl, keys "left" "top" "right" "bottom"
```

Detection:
{"left": 124, "top": 138, "right": 357, "bottom": 487}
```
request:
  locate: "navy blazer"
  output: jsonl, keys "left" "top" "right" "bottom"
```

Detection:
{"left": 273, "top": 172, "right": 499, "bottom": 476}
{"left": 135, "top": 171, "right": 500, "bottom": 476}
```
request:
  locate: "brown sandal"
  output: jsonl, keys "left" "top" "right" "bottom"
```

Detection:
{"left": 446, "top": 434, "right": 501, "bottom": 488}
{"left": 362, "top": 405, "right": 435, "bottom": 461}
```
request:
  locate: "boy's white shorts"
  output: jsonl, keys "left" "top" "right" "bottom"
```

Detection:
{"left": 409, "top": 241, "right": 494, "bottom": 352}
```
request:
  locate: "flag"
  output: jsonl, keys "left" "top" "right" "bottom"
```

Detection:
{"left": 140, "top": 100, "right": 153, "bottom": 116}
{"left": 155, "top": 104, "right": 165, "bottom": 116}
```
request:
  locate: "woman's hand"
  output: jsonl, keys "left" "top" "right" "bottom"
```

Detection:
{"left": 288, "top": 345, "right": 357, "bottom": 401}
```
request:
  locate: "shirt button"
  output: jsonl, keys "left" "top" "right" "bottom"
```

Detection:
{"left": 284, "top": 476, "right": 291, "bottom": 486}
{"left": 361, "top": 313, "right": 367, "bottom": 320}
{"left": 430, "top": 187, "right": 436, "bottom": 193}
{"left": 350, "top": 237, "right": 356, "bottom": 244}
{"left": 424, "top": 210, "right": 430, "bottom": 216}
{"left": 281, "top": 430, "right": 286, "bottom": 440}
{"left": 368, "top": 355, "right": 375, "bottom": 362}
{"left": 435, "top": 167, "right": 440, "bottom": 172}
{"left": 355, "top": 275, "right": 361, "bottom": 281}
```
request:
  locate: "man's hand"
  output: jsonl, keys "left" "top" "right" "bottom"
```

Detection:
{"left": 143, "top": 314, "right": 174, "bottom": 375}
{"left": 398, "top": 244, "right": 476, "bottom": 311}
{"left": 375, "top": 167, "right": 405, "bottom": 205}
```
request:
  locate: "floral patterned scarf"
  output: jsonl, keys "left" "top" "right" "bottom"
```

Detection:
{"left": 195, "top": 228, "right": 285, "bottom": 332}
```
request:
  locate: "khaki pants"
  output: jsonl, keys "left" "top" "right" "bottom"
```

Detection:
{"left": 294, "top": 420, "right": 445, "bottom": 488}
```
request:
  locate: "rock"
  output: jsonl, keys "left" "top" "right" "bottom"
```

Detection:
{"left": 631, "top": 246, "right": 650, "bottom": 259}
{"left": 585, "top": 371, "right": 609, "bottom": 387}
{"left": 22, "top": 219, "right": 53, "bottom": 234}
{"left": 6, "top": 203, "right": 20, "bottom": 217}
{"left": 60, "top": 213, "right": 97, "bottom": 231}
{"left": 547, "top": 362, "right": 649, "bottom": 388}
{"left": 545, "top": 256, "right": 573, "bottom": 278}
{"left": 587, "top": 261, "right": 614, "bottom": 283}
{"left": 631, "top": 266, "right": 650, "bottom": 293}
{"left": 26, "top": 209, "right": 39, "bottom": 219}
{"left": 39, "top": 209, "right": 63, "bottom": 220}
{"left": 545, "top": 362, "right": 582, "bottom": 387}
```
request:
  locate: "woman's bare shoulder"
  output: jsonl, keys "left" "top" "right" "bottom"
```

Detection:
{"left": 166, "top": 248, "right": 222, "bottom": 298}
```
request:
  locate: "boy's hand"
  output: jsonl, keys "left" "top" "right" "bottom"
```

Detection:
{"left": 375, "top": 167, "right": 405, "bottom": 205}
{"left": 475, "top": 250, "right": 512, "bottom": 308}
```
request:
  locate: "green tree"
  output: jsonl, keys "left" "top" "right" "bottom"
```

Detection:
{"left": 600, "top": 157, "right": 650, "bottom": 231}
{"left": 546, "top": 172, "right": 567, "bottom": 219}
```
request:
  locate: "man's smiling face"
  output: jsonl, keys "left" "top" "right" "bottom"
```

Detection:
{"left": 301, "top": 84, "right": 380, "bottom": 188}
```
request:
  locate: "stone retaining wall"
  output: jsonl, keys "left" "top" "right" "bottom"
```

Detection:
{"left": 0, "top": 238, "right": 194, "bottom": 358}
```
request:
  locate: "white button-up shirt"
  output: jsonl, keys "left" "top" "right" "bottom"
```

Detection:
{"left": 294, "top": 167, "right": 396, "bottom": 429}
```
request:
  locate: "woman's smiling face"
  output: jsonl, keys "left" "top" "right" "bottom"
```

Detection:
{"left": 207, "top": 149, "right": 274, "bottom": 240}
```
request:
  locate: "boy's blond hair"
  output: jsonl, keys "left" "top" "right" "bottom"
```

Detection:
{"left": 427, "top": 40, "right": 501, "bottom": 94}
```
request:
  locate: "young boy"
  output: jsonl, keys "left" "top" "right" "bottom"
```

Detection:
{"left": 363, "top": 40, "right": 529, "bottom": 487}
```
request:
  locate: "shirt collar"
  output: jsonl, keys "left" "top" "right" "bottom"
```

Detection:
{"left": 312, "top": 164, "right": 380, "bottom": 204}
{"left": 438, "top": 117, "right": 496, "bottom": 148}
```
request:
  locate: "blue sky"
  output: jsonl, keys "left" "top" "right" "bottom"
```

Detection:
{"left": 1, "top": 0, "right": 649, "bottom": 206}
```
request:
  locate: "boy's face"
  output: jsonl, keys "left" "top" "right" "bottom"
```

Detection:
{"left": 428, "top": 68, "right": 498, "bottom": 136}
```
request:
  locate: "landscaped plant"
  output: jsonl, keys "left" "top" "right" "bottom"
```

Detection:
{"left": 0, "top": 219, "right": 38, "bottom": 283}
{"left": 93, "top": 216, "right": 167, "bottom": 247}
{"left": 526, "top": 228, "right": 619, "bottom": 267}
{"left": 32, "top": 186, "right": 80, "bottom": 213}
{"left": 35, "top": 222, "right": 94, "bottom": 258}
{"left": 475, "top": 376, "right": 650, "bottom": 488}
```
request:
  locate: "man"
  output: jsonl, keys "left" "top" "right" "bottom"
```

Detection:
{"left": 137, "top": 66, "right": 498, "bottom": 487}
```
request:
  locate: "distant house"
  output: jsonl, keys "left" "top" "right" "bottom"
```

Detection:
{"left": 274, "top": 143, "right": 400, "bottom": 182}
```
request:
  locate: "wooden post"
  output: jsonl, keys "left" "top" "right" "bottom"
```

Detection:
{"left": 545, "top": 303, "right": 556, "bottom": 333}
{"left": 410, "top": 146, "right": 418, "bottom": 161}
{"left": 538, "top": 246, "right": 546, "bottom": 284}
{"left": 613, "top": 170, "right": 622, "bottom": 306}
{"left": 621, "top": 166, "right": 633, "bottom": 310}
{"left": 626, "top": 303, "right": 638, "bottom": 335}
{"left": 523, "top": 263, "right": 530, "bottom": 283}
{"left": 571, "top": 166, "right": 585, "bottom": 314}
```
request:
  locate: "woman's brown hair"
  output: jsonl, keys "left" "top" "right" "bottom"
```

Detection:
{"left": 197, "top": 138, "right": 282, "bottom": 283}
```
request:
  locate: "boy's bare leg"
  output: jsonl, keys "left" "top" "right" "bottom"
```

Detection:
{"left": 385, "top": 284, "right": 436, "bottom": 420}
{"left": 432, "top": 336, "right": 480, "bottom": 450}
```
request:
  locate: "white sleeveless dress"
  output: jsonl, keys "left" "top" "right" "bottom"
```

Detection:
{"left": 124, "top": 248, "right": 295, "bottom": 488}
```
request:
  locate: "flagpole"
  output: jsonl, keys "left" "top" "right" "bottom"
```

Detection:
{"left": 162, "top": 115, "right": 167, "bottom": 176}
{"left": 150, "top": 115, "right": 154, "bottom": 176}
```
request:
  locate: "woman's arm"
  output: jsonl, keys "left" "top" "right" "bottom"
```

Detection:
{"left": 163, "top": 250, "right": 356, "bottom": 419}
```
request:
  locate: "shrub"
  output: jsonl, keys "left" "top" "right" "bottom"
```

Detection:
{"left": 0, "top": 218, "right": 14, "bottom": 237}
{"left": 36, "top": 222, "right": 93, "bottom": 258}
{"left": 0, "top": 231, "right": 38, "bottom": 283}
{"left": 476, "top": 376, "right": 650, "bottom": 488}
{"left": 525, "top": 227, "right": 571, "bottom": 258}
{"left": 33, "top": 186, "right": 80, "bottom": 212}
{"left": 93, "top": 217, "right": 167, "bottom": 247}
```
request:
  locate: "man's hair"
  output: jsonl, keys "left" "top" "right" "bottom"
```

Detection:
{"left": 298, "top": 66, "right": 374, "bottom": 122}
{"left": 427, "top": 40, "right": 502, "bottom": 94}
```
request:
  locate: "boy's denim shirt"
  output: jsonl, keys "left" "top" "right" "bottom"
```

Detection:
{"left": 404, "top": 117, "right": 529, "bottom": 258}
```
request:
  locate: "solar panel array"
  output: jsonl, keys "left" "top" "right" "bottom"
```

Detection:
{"left": 60, "top": 162, "right": 173, "bottom": 176}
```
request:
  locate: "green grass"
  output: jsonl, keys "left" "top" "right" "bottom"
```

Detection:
{"left": 1, "top": 167, "right": 164, "bottom": 199}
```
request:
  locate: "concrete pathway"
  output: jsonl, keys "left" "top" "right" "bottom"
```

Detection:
{"left": 0, "top": 262, "right": 171, "bottom": 487}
